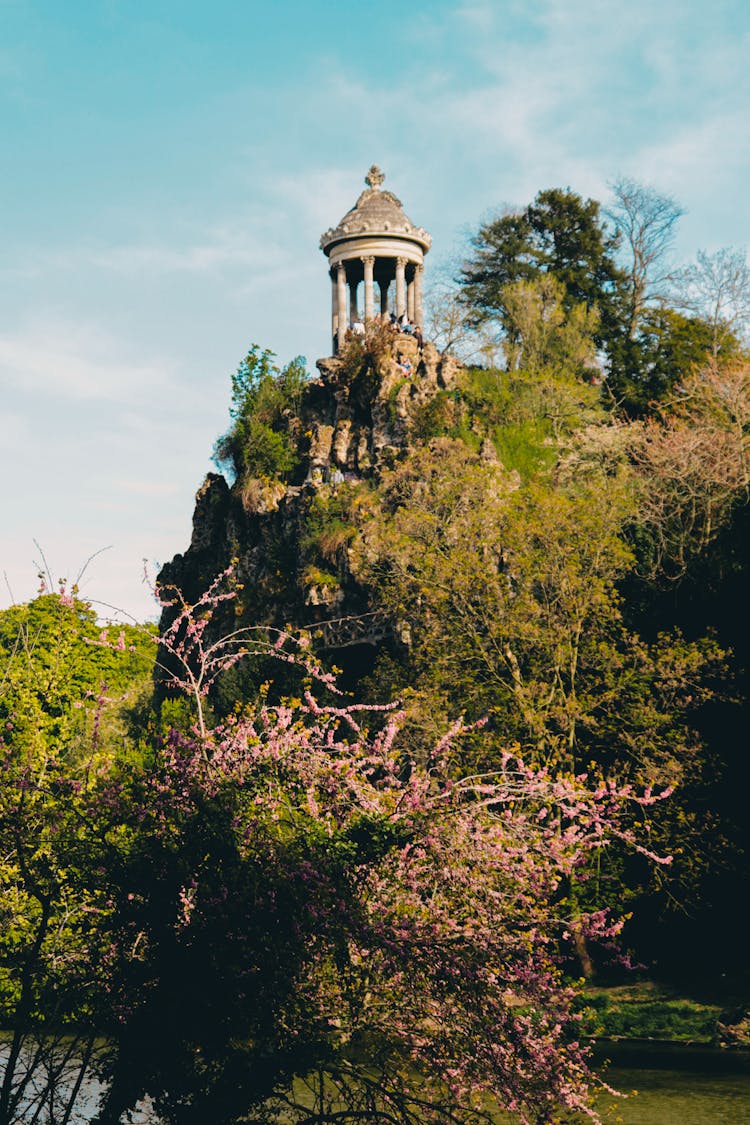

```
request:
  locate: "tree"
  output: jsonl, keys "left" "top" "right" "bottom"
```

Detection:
{"left": 460, "top": 188, "right": 627, "bottom": 356}
{"left": 0, "top": 581, "right": 672, "bottom": 1125}
{"left": 357, "top": 437, "right": 733, "bottom": 979}
{"left": 605, "top": 177, "right": 684, "bottom": 340}
{"left": 0, "top": 590, "right": 154, "bottom": 1125}
{"left": 87, "top": 580, "right": 670, "bottom": 1125}
{"left": 213, "top": 346, "right": 307, "bottom": 482}
{"left": 93, "top": 699, "right": 671, "bottom": 1125}
{"left": 499, "top": 275, "right": 600, "bottom": 381}
{"left": 674, "top": 247, "right": 750, "bottom": 356}
{"left": 459, "top": 183, "right": 709, "bottom": 419}
{"left": 0, "top": 590, "right": 154, "bottom": 757}
{"left": 628, "top": 357, "right": 750, "bottom": 578}
{"left": 605, "top": 306, "right": 722, "bottom": 416}
{"left": 0, "top": 719, "right": 115, "bottom": 1125}
{"left": 361, "top": 440, "right": 719, "bottom": 788}
{"left": 422, "top": 276, "right": 499, "bottom": 364}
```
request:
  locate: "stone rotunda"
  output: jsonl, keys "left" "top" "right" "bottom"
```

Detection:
{"left": 320, "top": 165, "right": 431, "bottom": 354}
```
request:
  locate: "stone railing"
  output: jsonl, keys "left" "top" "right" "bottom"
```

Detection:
{"left": 303, "top": 611, "right": 393, "bottom": 650}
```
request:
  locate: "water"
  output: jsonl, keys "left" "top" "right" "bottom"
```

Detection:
{"left": 590, "top": 1067, "right": 750, "bottom": 1124}
{"left": 87, "top": 1068, "right": 750, "bottom": 1124}
{"left": 4, "top": 1038, "right": 750, "bottom": 1123}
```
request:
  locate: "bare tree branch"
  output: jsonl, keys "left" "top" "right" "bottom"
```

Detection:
{"left": 606, "top": 177, "right": 684, "bottom": 338}
{"left": 673, "top": 246, "right": 750, "bottom": 354}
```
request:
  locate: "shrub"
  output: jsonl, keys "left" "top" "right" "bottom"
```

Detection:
{"left": 213, "top": 346, "right": 307, "bottom": 482}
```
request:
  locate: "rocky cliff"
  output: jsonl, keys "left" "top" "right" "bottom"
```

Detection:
{"left": 157, "top": 334, "right": 461, "bottom": 661}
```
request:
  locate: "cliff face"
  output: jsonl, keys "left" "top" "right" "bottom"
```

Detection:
{"left": 157, "top": 337, "right": 460, "bottom": 652}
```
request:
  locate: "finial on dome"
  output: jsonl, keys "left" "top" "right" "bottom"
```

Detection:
{"left": 365, "top": 164, "right": 385, "bottom": 189}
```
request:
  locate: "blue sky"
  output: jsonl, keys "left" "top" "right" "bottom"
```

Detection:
{"left": 2, "top": 0, "right": 749, "bottom": 619}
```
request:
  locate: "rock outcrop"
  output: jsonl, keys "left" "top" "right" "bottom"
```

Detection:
{"left": 157, "top": 337, "right": 461, "bottom": 655}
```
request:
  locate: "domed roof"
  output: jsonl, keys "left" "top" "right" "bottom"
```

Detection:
{"left": 320, "top": 165, "right": 431, "bottom": 255}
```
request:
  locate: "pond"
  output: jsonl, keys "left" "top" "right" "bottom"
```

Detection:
{"left": 491, "top": 1047, "right": 750, "bottom": 1124}
{"left": 586, "top": 1066, "right": 750, "bottom": 1124}
{"left": 79, "top": 1066, "right": 750, "bottom": 1123}
{"left": 4, "top": 1038, "right": 750, "bottom": 1123}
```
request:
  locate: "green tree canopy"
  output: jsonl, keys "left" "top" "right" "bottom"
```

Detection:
{"left": 0, "top": 591, "right": 155, "bottom": 759}
{"left": 461, "top": 187, "right": 628, "bottom": 353}
{"left": 212, "top": 345, "right": 308, "bottom": 482}
{"left": 0, "top": 590, "right": 156, "bottom": 1124}
{"left": 361, "top": 439, "right": 721, "bottom": 784}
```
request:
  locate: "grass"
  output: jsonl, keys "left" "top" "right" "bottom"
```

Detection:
{"left": 492, "top": 419, "right": 556, "bottom": 479}
{"left": 577, "top": 982, "right": 723, "bottom": 1043}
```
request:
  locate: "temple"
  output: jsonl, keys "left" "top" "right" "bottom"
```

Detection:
{"left": 320, "top": 165, "right": 431, "bottom": 354}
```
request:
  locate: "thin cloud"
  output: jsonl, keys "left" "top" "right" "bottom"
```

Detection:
{"left": 0, "top": 318, "right": 175, "bottom": 404}
{"left": 3, "top": 224, "right": 293, "bottom": 281}
{"left": 117, "top": 478, "right": 180, "bottom": 497}
{"left": 0, "top": 410, "right": 30, "bottom": 451}
{"left": 85, "top": 227, "right": 290, "bottom": 276}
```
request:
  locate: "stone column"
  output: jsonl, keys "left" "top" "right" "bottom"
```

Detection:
{"left": 407, "top": 275, "right": 415, "bottom": 322}
{"left": 414, "top": 263, "right": 424, "bottom": 328}
{"left": 336, "top": 262, "right": 347, "bottom": 352}
{"left": 362, "top": 256, "right": 375, "bottom": 322}
{"left": 395, "top": 257, "right": 407, "bottom": 320}
{"left": 348, "top": 275, "right": 359, "bottom": 324}
{"left": 379, "top": 279, "right": 389, "bottom": 316}
{"left": 331, "top": 271, "right": 338, "bottom": 353}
